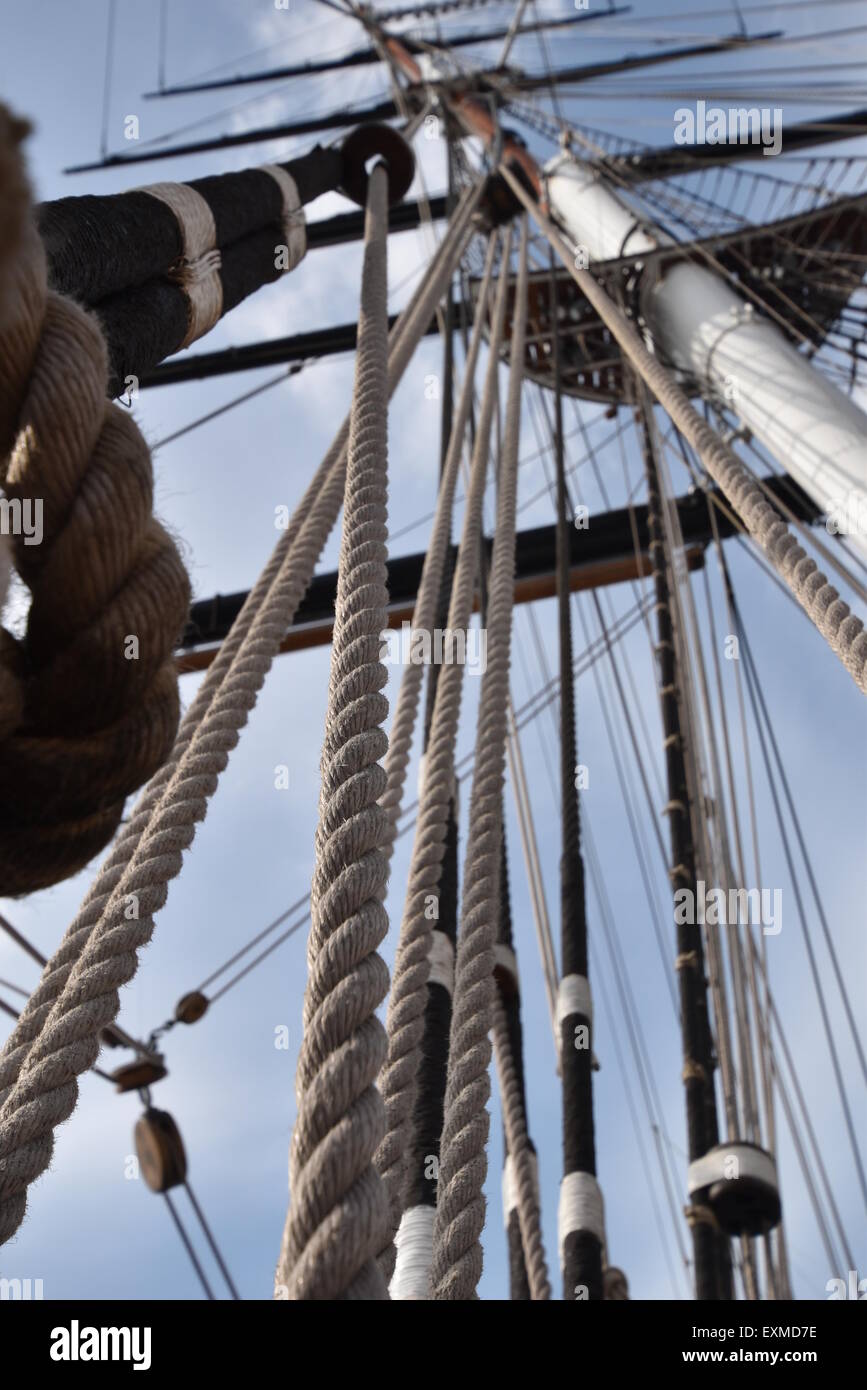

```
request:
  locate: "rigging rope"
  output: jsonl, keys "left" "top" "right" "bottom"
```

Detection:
{"left": 278, "top": 161, "right": 392, "bottom": 1300}
{"left": 430, "top": 215, "right": 532, "bottom": 1300}
{"left": 550, "top": 262, "right": 605, "bottom": 1303}
{"left": 384, "top": 233, "right": 501, "bottom": 1295}
{"left": 376, "top": 229, "right": 510, "bottom": 1287}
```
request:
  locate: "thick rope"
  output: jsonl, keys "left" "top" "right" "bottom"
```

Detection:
{"left": 492, "top": 990, "right": 551, "bottom": 1299}
{"left": 0, "top": 180, "right": 482, "bottom": 1115}
{"left": 375, "top": 229, "right": 512, "bottom": 1282}
{"left": 0, "top": 177, "right": 483, "bottom": 1248}
{"left": 503, "top": 169, "right": 867, "bottom": 695}
{"left": 430, "top": 216, "right": 529, "bottom": 1300}
{"left": 0, "top": 105, "right": 189, "bottom": 896}
{"left": 379, "top": 228, "right": 498, "bottom": 853}
{"left": 549, "top": 259, "right": 603, "bottom": 1301}
{"left": 279, "top": 162, "right": 391, "bottom": 1300}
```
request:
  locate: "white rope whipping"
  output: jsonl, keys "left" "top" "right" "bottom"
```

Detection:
{"left": 503, "top": 1149, "right": 539, "bottom": 1224}
{"left": 141, "top": 181, "right": 222, "bottom": 345}
{"left": 427, "top": 931, "right": 455, "bottom": 997}
{"left": 558, "top": 1171, "right": 606, "bottom": 1267}
{"left": 688, "top": 1144, "right": 779, "bottom": 1196}
{"left": 390, "top": 1205, "right": 437, "bottom": 1300}
{"left": 556, "top": 973, "right": 592, "bottom": 1032}
{"left": 260, "top": 164, "right": 306, "bottom": 272}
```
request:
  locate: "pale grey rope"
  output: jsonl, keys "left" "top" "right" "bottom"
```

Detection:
{"left": 491, "top": 990, "right": 551, "bottom": 1299}
{"left": 0, "top": 177, "right": 484, "bottom": 1114}
{"left": 501, "top": 168, "right": 867, "bottom": 695}
{"left": 375, "top": 228, "right": 512, "bottom": 1281}
{"left": 278, "top": 162, "right": 392, "bottom": 1300}
{"left": 379, "top": 229, "right": 498, "bottom": 854}
{"left": 0, "top": 184, "right": 483, "bottom": 1249}
{"left": 430, "top": 215, "right": 530, "bottom": 1300}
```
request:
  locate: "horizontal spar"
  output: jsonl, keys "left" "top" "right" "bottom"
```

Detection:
{"left": 175, "top": 476, "right": 819, "bottom": 669}
{"left": 142, "top": 8, "right": 630, "bottom": 98}
{"left": 139, "top": 309, "right": 446, "bottom": 387}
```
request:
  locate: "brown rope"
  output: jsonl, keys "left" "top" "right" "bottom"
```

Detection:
{"left": 0, "top": 106, "right": 189, "bottom": 894}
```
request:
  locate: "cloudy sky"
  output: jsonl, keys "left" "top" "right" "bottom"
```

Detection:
{"left": 1, "top": 0, "right": 865, "bottom": 1302}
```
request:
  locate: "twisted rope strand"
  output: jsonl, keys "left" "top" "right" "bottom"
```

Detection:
{"left": 279, "top": 162, "right": 391, "bottom": 1300}
{"left": 379, "top": 229, "right": 498, "bottom": 854}
{"left": 374, "top": 229, "right": 512, "bottom": 1281}
{"left": 430, "top": 216, "right": 530, "bottom": 1300}
{"left": 492, "top": 991, "right": 551, "bottom": 1299}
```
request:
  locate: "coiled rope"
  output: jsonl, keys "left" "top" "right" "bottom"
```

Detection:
{"left": 0, "top": 173, "right": 482, "bottom": 1248}
{"left": 0, "top": 104, "right": 190, "bottom": 896}
{"left": 377, "top": 228, "right": 511, "bottom": 1287}
{"left": 430, "top": 215, "right": 530, "bottom": 1300}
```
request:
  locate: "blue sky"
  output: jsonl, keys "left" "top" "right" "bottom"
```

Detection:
{"left": 0, "top": 0, "right": 865, "bottom": 1301}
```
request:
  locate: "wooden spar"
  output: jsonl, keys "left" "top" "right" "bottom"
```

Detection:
{"left": 174, "top": 477, "right": 818, "bottom": 671}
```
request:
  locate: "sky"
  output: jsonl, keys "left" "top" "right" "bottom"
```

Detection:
{"left": 0, "top": 0, "right": 865, "bottom": 1303}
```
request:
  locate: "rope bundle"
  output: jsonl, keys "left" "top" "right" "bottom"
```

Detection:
{"left": 279, "top": 162, "right": 392, "bottom": 1300}
{"left": 430, "top": 217, "right": 531, "bottom": 1300}
{"left": 0, "top": 106, "right": 189, "bottom": 895}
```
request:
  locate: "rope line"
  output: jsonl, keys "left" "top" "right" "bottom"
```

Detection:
{"left": 375, "top": 229, "right": 509, "bottom": 1285}
{"left": 430, "top": 215, "right": 530, "bottom": 1300}
{"left": 278, "top": 162, "right": 392, "bottom": 1301}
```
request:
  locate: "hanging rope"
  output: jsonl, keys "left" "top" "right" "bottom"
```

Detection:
{"left": 493, "top": 830, "right": 539, "bottom": 1300}
{"left": 277, "top": 161, "right": 392, "bottom": 1301}
{"left": 376, "top": 229, "right": 511, "bottom": 1285}
{"left": 430, "top": 215, "right": 530, "bottom": 1300}
{"left": 502, "top": 167, "right": 867, "bottom": 697}
{"left": 0, "top": 105, "right": 190, "bottom": 895}
{"left": 549, "top": 261, "right": 604, "bottom": 1303}
{"left": 387, "top": 237, "right": 500, "bottom": 1300}
{"left": 637, "top": 390, "right": 732, "bottom": 1301}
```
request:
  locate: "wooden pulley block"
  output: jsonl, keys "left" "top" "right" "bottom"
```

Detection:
{"left": 135, "top": 1107, "right": 187, "bottom": 1194}
{"left": 174, "top": 990, "right": 209, "bottom": 1025}
{"left": 110, "top": 1056, "right": 167, "bottom": 1093}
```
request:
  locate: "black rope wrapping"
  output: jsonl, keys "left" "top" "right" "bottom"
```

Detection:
{"left": 638, "top": 392, "right": 732, "bottom": 1301}
{"left": 36, "top": 147, "right": 343, "bottom": 397}
{"left": 551, "top": 264, "right": 604, "bottom": 1302}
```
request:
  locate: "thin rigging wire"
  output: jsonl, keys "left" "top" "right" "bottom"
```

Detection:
{"left": 99, "top": 0, "right": 117, "bottom": 160}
